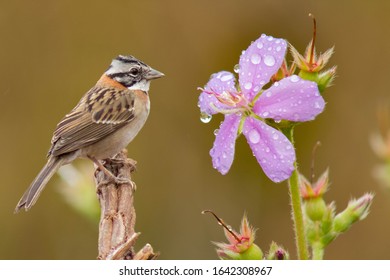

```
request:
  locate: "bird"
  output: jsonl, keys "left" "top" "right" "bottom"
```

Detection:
{"left": 15, "top": 55, "right": 164, "bottom": 213}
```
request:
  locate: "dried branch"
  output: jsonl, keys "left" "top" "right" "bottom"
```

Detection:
{"left": 93, "top": 149, "right": 158, "bottom": 260}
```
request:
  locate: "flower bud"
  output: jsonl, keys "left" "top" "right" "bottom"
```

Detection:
{"left": 289, "top": 15, "right": 336, "bottom": 92}
{"left": 298, "top": 70, "right": 319, "bottom": 84}
{"left": 317, "top": 66, "right": 337, "bottom": 93}
{"left": 266, "top": 242, "right": 289, "bottom": 260}
{"left": 299, "top": 170, "right": 330, "bottom": 221}
{"left": 321, "top": 202, "right": 336, "bottom": 236}
{"left": 304, "top": 197, "right": 327, "bottom": 222}
{"left": 333, "top": 193, "right": 374, "bottom": 234}
{"left": 318, "top": 203, "right": 337, "bottom": 246}
{"left": 210, "top": 213, "right": 263, "bottom": 260}
{"left": 299, "top": 169, "right": 329, "bottom": 199}
{"left": 306, "top": 201, "right": 337, "bottom": 247}
{"left": 290, "top": 40, "right": 334, "bottom": 71}
{"left": 235, "top": 243, "right": 263, "bottom": 260}
{"left": 289, "top": 15, "right": 334, "bottom": 74}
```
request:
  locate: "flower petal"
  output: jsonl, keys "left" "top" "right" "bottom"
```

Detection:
{"left": 210, "top": 113, "right": 241, "bottom": 175}
{"left": 238, "top": 34, "right": 287, "bottom": 101}
{"left": 198, "top": 71, "right": 237, "bottom": 115}
{"left": 243, "top": 117, "right": 295, "bottom": 182}
{"left": 253, "top": 75, "right": 325, "bottom": 122}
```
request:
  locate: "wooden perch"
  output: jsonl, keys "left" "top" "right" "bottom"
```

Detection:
{"left": 93, "top": 149, "right": 158, "bottom": 260}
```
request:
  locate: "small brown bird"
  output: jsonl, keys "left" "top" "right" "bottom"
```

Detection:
{"left": 15, "top": 55, "right": 164, "bottom": 212}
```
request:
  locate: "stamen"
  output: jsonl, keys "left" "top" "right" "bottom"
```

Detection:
{"left": 197, "top": 87, "right": 215, "bottom": 95}
{"left": 215, "top": 91, "right": 237, "bottom": 106}
{"left": 199, "top": 86, "right": 250, "bottom": 113}
{"left": 209, "top": 103, "right": 244, "bottom": 115}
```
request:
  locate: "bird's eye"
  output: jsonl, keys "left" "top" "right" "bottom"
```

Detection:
{"left": 129, "top": 67, "right": 140, "bottom": 76}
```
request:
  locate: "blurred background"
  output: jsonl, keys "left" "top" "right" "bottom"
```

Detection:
{"left": 1, "top": 0, "right": 390, "bottom": 259}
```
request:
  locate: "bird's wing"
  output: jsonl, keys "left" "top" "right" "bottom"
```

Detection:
{"left": 49, "top": 86, "right": 136, "bottom": 156}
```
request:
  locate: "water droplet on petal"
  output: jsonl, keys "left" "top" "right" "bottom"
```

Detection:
{"left": 200, "top": 112, "right": 212, "bottom": 123}
{"left": 314, "top": 102, "right": 322, "bottom": 109}
{"left": 264, "top": 55, "right": 276, "bottom": 67}
{"left": 274, "top": 82, "right": 280, "bottom": 87}
{"left": 222, "top": 152, "right": 227, "bottom": 159}
{"left": 213, "top": 129, "right": 219, "bottom": 135}
{"left": 233, "top": 64, "right": 240, "bottom": 73}
{"left": 220, "top": 73, "right": 233, "bottom": 82}
{"left": 250, "top": 53, "right": 261, "bottom": 64}
{"left": 265, "top": 91, "right": 272, "bottom": 97}
{"left": 248, "top": 129, "right": 260, "bottom": 144}
{"left": 273, "top": 133, "right": 279, "bottom": 140}
{"left": 276, "top": 46, "right": 282, "bottom": 52}
{"left": 290, "top": 75, "right": 300, "bottom": 83}
{"left": 244, "top": 82, "right": 252, "bottom": 90}
{"left": 265, "top": 147, "right": 270, "bottom": 153}
{"left": 262, "top": 111, "right": 269, "bottom": 117}
{"left": 257, "top": 42, "right": 263, "bottom": 49}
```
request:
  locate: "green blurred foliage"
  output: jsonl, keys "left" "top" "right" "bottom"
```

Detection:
{"left": 1, "top": 0, "right": 390, "bottom": 259}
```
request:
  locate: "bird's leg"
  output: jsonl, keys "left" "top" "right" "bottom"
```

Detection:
{"left": 88, "top": 155, "right": 135, "bottom": 190}
{"left": 109, "top": 156, "right": 137, "bottom": 172}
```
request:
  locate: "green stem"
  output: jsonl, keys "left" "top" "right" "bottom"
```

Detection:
{"left": 287, "top": 128, "right": 309, "bottom": 260}
{"left": 312, "top": 242, "right": 324, "bottom": 260}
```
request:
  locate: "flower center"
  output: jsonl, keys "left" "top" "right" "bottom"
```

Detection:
{"left": 200, "top": 87, "right": 251, "bottom": 115}
{"left": 215, "top": 90, "right": 242, "bottom": 107}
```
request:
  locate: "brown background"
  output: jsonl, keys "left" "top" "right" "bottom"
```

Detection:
{"left": 1, "top": 0, "right": 389, "bottom": 259}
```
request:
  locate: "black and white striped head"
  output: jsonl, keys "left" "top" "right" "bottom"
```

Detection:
{"left": 105, "top": 55, "right": 164, "bottom": 91}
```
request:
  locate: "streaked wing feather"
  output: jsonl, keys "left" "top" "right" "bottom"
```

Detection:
{"left": 49, "top": 86, "right": 135, "bottom": 156}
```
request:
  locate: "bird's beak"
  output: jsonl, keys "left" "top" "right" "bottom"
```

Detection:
{"left": 146, "top": 68, "right": 165, "bottom": 80}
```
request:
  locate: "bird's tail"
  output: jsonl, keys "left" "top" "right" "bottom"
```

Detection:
{"left": 15, "top": 156, "right": 65, "bottom": 213}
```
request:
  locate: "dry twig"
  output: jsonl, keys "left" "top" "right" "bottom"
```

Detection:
{"left": 94, "top": 149, "right": 158, "bottom": 260}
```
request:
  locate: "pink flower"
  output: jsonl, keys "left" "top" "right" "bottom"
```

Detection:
{"left": 199, "top": 34, "right": 325, "bottom": 182}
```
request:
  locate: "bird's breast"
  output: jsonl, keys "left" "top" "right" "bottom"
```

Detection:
{"left": 81, "top": 91, "right": 150, "bottom": 160}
